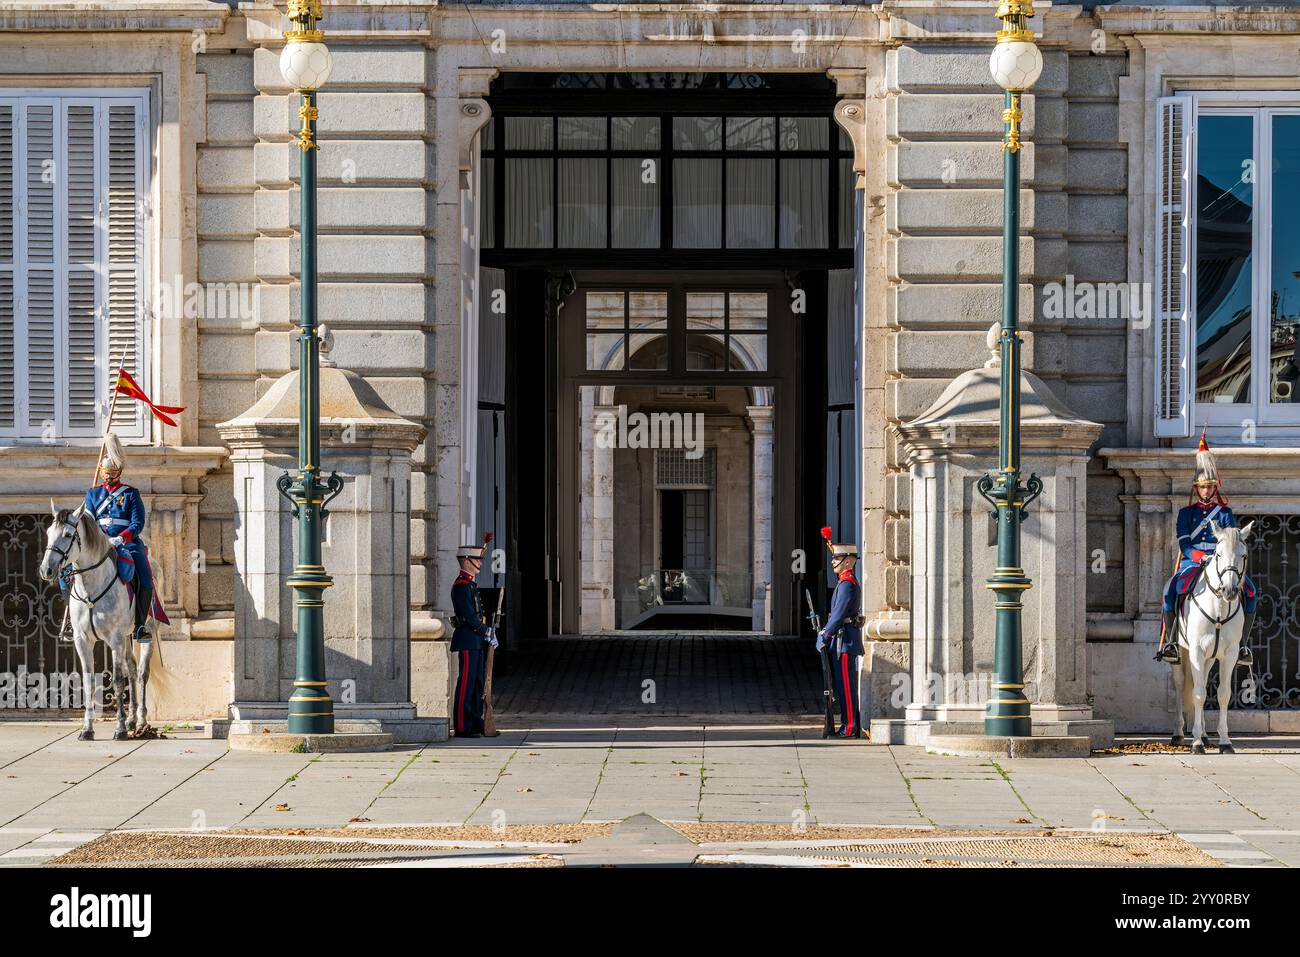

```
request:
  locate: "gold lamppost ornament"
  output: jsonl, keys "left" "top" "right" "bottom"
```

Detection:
{"left": 989, "top": 0, "right": 1043, "bottom": 152}
{"left": 281, "top": 0, "right": 332, "bottom": 151}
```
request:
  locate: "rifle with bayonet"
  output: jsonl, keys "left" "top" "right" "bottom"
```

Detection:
{"left": 482, "top": 584, "right": 505, "bottom": 737}
{"left": 805, "top": 588, "right": 835, "bottom": 739}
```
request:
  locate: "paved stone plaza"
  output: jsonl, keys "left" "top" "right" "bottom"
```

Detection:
{"left": 1, "top": 720, "right": 1298, "bottom": 867}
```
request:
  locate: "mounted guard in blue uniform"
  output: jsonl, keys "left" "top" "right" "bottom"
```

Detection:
{"left": 817, "top": 529, "right": 865, "bottom": 738}
{"left": 1155, "top": 433, "right": 1255, "bottom": 666}
{"left": 450, "top": 541, "right": 494, "bottom": 738}
{"left": 76, "top": 433, "right": 166, "bottom": 640}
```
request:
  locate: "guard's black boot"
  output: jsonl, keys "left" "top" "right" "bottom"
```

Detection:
{"left": 134, "top": 583, "right": 152, "bottom": 641}
{"left": 1154, "top": 609, "right": 1180, "bottom": 664}
{"left": 1237, "top": 611, "right": 1255, "bottom": 667}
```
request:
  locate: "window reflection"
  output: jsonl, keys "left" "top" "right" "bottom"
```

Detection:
{"left": 1195, "top": 114, "right": 1253, "bottom": 405}
{"left": 1271, "top": 115, "right": 1300, "bottom": 403}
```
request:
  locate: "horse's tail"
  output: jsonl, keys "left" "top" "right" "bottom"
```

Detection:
{"left": 141, "top": 567, "right": 171, "bottom": 695}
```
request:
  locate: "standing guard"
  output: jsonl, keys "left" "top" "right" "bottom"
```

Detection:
{"left": 1155, "top": 433, "right": 1256, "bottom": 666}
{"left": 82, "top": 433, "right": 163, "bottom": 639}
{"left": 817, "top": 526, "right": 865, "bottom": 738}
{"left": 450, "top": 542, "right": 494, "bottom": 738}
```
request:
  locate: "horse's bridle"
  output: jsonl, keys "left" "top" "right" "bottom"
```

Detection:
{"left": 1187, "top": 546, "right": 1245, "bottom": 657}
{"left": 47, "top": 512, "right": 117, "bottom": 608}
{"left": 1209, "top": 548, "right": 1244, "bottom": 600}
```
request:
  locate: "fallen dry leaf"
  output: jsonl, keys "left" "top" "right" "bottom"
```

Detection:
{"left": 349, "top": 817, "right": 371, "bottom": 823}
{"left": 273, "top": 803, "right": 290, "bottom": 811}
{"left": 515, "top": 787, "right": 533, "bottom": 793}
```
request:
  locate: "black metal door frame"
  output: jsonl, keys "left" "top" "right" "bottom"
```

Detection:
{"left": 554, "top": 268, "right": 800, "bottom": 636}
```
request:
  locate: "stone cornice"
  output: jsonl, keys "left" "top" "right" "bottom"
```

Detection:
{"left": 1095, "top": 4, "right": 1300, "bottom": 35}
{"left": 218, "top": 418, "right": 427, "bottom": 452}
{"left": 241, "top": 1, "right": 884, "bottom": 46}
{"left": 0, "top": 445, "right": 227, "bottom": 478}
{"left": 0, "top": 1, "right": 230, "bottom": 32}
{"left": 880, "top": 0, "right": 1080, "bottom": 44}
{"left": 1100, "top": 446, "right": 1300, "bottom": 481}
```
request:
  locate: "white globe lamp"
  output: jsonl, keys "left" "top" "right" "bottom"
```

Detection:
{"left": 280, "top": 38, "right": 332, "bottom": 92}
{"left": 989, "top": 36, "right": 1042, "bottom": 92}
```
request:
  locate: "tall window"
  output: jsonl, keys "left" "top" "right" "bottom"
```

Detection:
{"left": 0, "top": 92, "right": 149, "bottom": 441}
{"left": 482, "top": 112, "right": 853, "bottom": 253}
{"left": 1155, "top": 95, "right": 1300, "bottom": 435}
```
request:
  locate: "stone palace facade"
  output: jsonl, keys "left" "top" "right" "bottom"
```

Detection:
{"left": 2, "top": 0, "right": 1299, "bottom": 738}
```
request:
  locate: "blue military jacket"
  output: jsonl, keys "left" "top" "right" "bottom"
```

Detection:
{"left": 822, "top": 572, "right": 864, "bottom": 656}
{"left": 1176, "top": 501, "right": 1236, "bottom": 564}
{"left": 85, "top": 481, "right": 147, "bottom": 545}
{"left": 450, "top": 571, "right": 490, "bottom": 651}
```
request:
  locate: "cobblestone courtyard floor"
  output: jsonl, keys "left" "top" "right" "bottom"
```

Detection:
{"left": 2, "top": 719, "right": 1299, "bottom": 867}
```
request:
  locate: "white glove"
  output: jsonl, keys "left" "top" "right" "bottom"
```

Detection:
{"left": 815, "top": 631, "right": 827, "bottom": 653}
{"left": 109, "top": 535, "right": 125, "bottom": 548}
{"left": 487, "top": 633, "right": 499, "bottom": 649}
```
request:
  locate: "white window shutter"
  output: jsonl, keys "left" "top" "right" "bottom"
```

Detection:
{"left": 105, "top": 100, "right": 144, "bottom": 438}
{"left": 23, "top": 101, "right": 58, "bottom": 435}
{"left": 0, "top": 104, "right": 13, "bottom": 431}
{"left": 0, "top": 91, "right": 148, "bottom": 443}
{"left": 64, "top": 101, "right": 99, "bottom": 436}
{"left": 1154, "top": 96, "right": 1193, "bottom": 438}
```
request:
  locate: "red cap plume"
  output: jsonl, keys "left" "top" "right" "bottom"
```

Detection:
{"left": 1198, "top": 428, "right": 1210, "bottom": 452}
{"left": 820, "top": 526, "right": 833, "bottom": 542}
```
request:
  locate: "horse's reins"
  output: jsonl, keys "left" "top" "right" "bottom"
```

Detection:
{"left": 50, "top": 514, "right": 119, "bottom": 616}
{"left": 1186, "top": 549, "right": 1245, "bottom": 659}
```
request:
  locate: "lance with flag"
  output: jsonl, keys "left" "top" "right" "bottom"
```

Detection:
{"left": 112, "top": 366, "right": 186, "bottom": 428}
{"left": 59, "top": 356, "right": 185, "bottom": 640}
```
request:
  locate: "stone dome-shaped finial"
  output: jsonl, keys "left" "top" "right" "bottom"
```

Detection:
{"left": 985, "top": 322, "right": 1001, "bottom": 369}
{"left": 318, "top": 323, "right": 335, "bottom": 368}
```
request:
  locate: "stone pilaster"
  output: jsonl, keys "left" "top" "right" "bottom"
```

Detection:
{"left": 747, "top": 405, "right": 774, "bottom": 631}
{"left": 581, "top": 397, "right": 617, "bottom": 632}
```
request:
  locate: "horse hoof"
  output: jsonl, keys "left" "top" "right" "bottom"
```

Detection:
{"left": 1170, "top": 734, "right": 1184, "bottom": 746}
{"left": 77, "top": 729, "right": 94, "bottom": 741}
{"left": 113, "top": 730, "right": 129, "bottom": 741}
{"left": 1192, "top": 742, "right": 1206, "bottom": 755}
{"left": 1219, "top": 743, "right": 1235, "bottom": 754}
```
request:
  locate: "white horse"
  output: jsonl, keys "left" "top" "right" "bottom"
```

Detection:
{"left": 36, "top": 502, "right": 164, "bottom": 740}
{"left": 1170, "top": 519, "right": 1253, "bottom": 755}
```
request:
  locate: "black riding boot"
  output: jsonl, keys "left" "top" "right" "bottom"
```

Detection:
{"left": 1154, "top": 608, "right": 1180, "bottom": 663}
{"left": 134, "top": 583, "right": 153, "bottom": 641}
{"left": 1237, "top": 611, "right": 1255, "bottom": 668}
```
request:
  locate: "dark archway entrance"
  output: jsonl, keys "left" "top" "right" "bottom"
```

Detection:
{"left": 475, "top": 73, "right": 860, "bottom": 713}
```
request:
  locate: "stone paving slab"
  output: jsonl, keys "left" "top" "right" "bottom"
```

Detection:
{"left": 2, "top": 721, "right": 1300, "bottom": 865}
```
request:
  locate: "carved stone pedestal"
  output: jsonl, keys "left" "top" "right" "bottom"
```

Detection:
{"left": 217, "top": 350, "right": 446, "bottom": 743}
{"left": 873, "top": 339, "right": 1113, "bottom": 748}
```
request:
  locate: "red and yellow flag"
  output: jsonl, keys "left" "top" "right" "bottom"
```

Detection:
{"left": 115, "top": 368, "right": 185, "bottom": 427}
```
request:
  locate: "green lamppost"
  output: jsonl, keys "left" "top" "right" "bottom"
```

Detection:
{"left": 976, "top": 0, "right": 1045, "bottom": 737}
{"left": 276, "top": 0, "right": 342, "bottom": 734}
